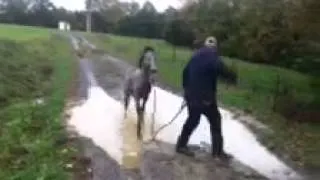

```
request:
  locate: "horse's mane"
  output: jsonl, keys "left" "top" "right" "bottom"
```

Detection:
{"left": 138, "top": 46, "right": 155, "bottom": 69}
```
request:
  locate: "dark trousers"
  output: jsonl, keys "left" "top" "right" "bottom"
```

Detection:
{"left": 176, "top": 100, "right": 224, "bottom": 155}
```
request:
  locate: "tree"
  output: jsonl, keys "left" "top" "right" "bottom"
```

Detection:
{"left": 164, "top": 19, "right": 195, "bottom": 47}
{"left": 0, "top": 0, "right": 30, "bottom": 24}
{"left": 115, "top": 1, "right": 163, "bottom": 39}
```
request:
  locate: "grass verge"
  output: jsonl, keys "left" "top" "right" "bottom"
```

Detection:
{"left": 0, "top": 25, "right": 75, "bottom": 179}
{"left": 85, "top": 32, "right": 320, "bottom": 170}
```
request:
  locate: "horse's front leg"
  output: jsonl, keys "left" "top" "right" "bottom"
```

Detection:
{"left": 140, "top": 98, "right": 148, "bottom": 132}
{"left": 141, "top": 98, "right": 147, "bottom": 118}
{"left": 123, "top": 90, "right": 130, "bottom": 119}
{"left": 142, "top": 96, "right": 152, "bottom": 133}
{"left": 135, "top": 98, "right": 143, "bottom": 140}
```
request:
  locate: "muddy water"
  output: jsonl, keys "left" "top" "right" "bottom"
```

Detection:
{"left": 122, "top": 112, "right": 142, "bottom": 169}
{"left": 121, "top": 109, "right": 161, "bottom": 170}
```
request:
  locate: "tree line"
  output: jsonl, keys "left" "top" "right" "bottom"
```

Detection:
{"left": 0, "top": 0, "right": 319, "bottom": 75}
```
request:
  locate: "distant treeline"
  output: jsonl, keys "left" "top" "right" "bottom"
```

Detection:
{"left": 1, "top": 0, "right": 319, "bottom": 75}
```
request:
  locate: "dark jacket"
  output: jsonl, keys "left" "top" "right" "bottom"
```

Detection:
{"left": 183, "top": 47, "right": 237, "bottom": 105}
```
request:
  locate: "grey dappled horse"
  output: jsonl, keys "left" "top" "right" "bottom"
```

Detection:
{"left": 123, "top": 46, "right": 157, "bottom": 139}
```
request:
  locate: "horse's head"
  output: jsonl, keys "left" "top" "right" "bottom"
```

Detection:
{"left": 141, "top": 46, "right": 157, "bottom": 74}
{"left": 140, "top": 47, "right": 157, "bottom": 84}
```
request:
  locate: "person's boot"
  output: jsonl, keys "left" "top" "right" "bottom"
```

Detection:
{"left": 211, "top": 151, "right": 232, "bottom": 167}
{"left": 176, "top": 135, "right": 195, "bottom": 157}
{"left": 176, "top": 146, "right": 195, "bottom": 157}
{"left": 211, "top": 137, "right": 232, "bottom": 162}
{"left": 212, "top": 151, "right": 233, "bottom": 162}
{"left": 218, "top": 151, "right": 233, "bottom": 160}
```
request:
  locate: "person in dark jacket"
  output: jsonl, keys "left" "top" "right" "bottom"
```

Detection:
{"left": 176, "top": 36, "right": 237, "bottom": 160}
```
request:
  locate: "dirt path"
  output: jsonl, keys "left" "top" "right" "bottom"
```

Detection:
{"left": 66, "top": 34, "right": 140, "bottom": 180}
{"left": 64, "top": 33, "right": 307, "bottom": 180}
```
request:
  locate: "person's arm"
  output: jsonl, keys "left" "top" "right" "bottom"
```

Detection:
{"left": 182, "top": 63, "right": 190, "bottom": 100}
{"left": 182, "top": 63, "right": 189, "bottom": 90}
{"left": 217, "top": 57, "right": 237, "bottom": 85}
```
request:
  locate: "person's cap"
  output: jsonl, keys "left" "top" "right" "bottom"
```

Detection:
{"left": 204, "top": 36, "right": 217, "bottom": 47}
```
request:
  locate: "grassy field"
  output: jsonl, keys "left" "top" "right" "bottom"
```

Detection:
{"left": 0, "top": 24, "right": 53, "bottom": 41}
{"left": 85, "top": 33, "right": 319, "bottom": 170}
{"left": 0, "top": 24, "right": 75, "bottom": 179}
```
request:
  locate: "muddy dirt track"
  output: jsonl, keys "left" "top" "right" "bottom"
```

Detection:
{"left": 91, "top": 51, "right": 269, "bottom": 179}
{"left": 64, "top": 33, "right": 306, "bottom": 180}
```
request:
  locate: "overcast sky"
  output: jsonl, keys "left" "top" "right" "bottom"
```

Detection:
{"left": 51, "top": 0, "right": 182, "bottom": 12}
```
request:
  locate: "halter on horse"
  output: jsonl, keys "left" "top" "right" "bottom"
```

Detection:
{"left": 123, "top": 46, "right": 157, "bottom": 139}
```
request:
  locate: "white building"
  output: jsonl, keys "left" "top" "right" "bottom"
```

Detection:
{"left": 58, "top": 21, "right": 71, "bottom": 31}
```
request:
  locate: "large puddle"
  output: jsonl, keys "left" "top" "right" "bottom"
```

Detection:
{"left": 68, "top": 86, "right": 124, "bottom": 164}
{"left": 68, "top": 86, "right": 149, "bottom": 170}
{"left": 66, "top": 39, "right": 302, "bottom": 179}
{"left": 68, "top": 84, "right": 302, "bottom": 180}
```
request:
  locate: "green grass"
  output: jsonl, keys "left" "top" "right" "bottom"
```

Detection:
{"left": 86, "top": 33, "right": 320, "bottom": 169}
{"left": 0, "top": 24, "right": 74, "bottom": 179}
{"left": 0, "top": 24, "right": 52, "bottom": 41}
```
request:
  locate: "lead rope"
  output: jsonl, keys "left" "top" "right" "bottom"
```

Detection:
{"left": 147, "top": 84, "right": 187, "bottom": 142}
{"left": 151, "top": 86, "right": 156, "bottom": 135}
{"left": 146, "top": 87, "right": 187, "bottom": 180}
{"left": 145, "top": 85, "right": 187, "bottom": 144}
{"left": 150, "top": 100, "right": 186, "bottom": 141}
